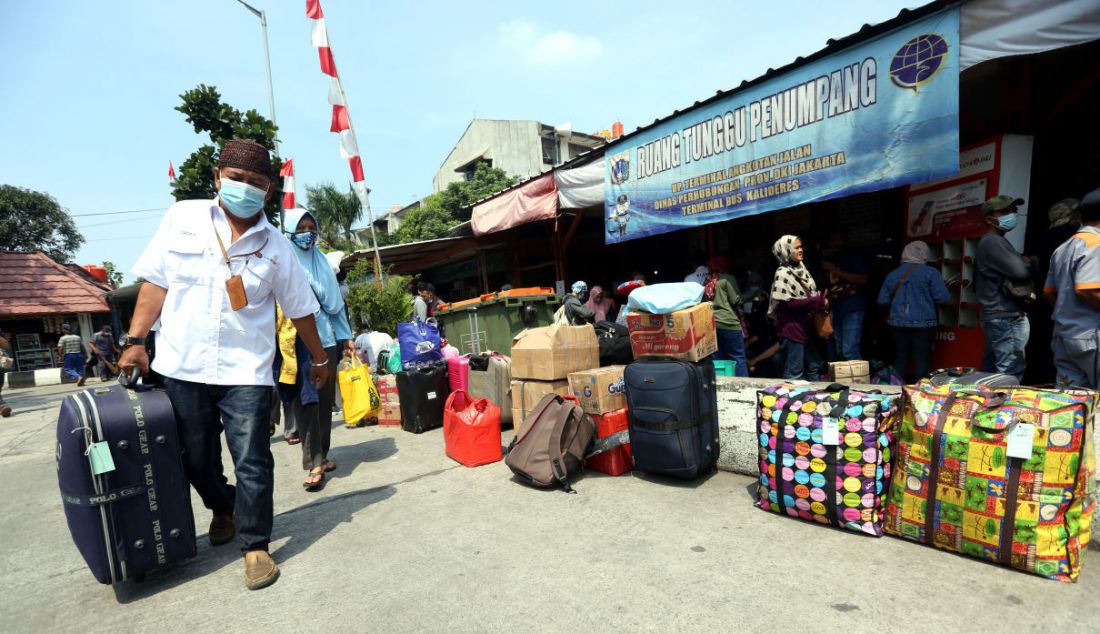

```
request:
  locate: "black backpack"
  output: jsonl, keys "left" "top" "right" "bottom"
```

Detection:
{"left": 594, "top": 320, "right": 633, "bottom": 366}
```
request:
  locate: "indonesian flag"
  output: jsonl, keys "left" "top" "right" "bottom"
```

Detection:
{"left": 168, "top": 161, "right": 176, "bottom": 182}
{"left": 280, "top": 159, "right": 296, "bottom": 210}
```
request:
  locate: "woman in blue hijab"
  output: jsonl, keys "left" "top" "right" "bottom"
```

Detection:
{"left": 284, "top": 208, "right": 354, "bottom": 491}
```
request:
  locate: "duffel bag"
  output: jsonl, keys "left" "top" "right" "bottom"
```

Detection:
{"left": 397, "top": 319, "right": 443, "bottom": 368}
{"left": 505, "top": 394, "right": 594, "bottom": 492}
{"left": 443, "top": 390, "right": 503, "bottom": 467}
{"left": 594, "top": 320, "right": 632, "bottom": 366}
{"left": 885, "top": 382, "right": 1098, "bottom": 582}
{"left": 756, "top": 383, "right": 899, "bottom": 535}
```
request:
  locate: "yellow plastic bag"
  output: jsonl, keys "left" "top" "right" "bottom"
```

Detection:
{"left": 338, "top": 354, "right": 380, "bottom": 428}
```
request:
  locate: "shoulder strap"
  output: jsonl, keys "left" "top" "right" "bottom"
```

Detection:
{"left": 891, "top": 264, "right": 920, "bottom": 297}
{"left": 545, "top": 403, "right": 583, "bottom": 493}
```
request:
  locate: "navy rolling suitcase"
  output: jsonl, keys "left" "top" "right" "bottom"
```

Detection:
{"left": 56, "top": 384, "right": 196, "bottom": 584}
{"left": 624, "top": 359, "right": 719, "bottom": 479}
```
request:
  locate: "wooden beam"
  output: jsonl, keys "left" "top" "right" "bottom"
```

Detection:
{"left": 477, "top": 250, "right": 490, "bottom": 294}
{"left": 560, "top": 208, "right": 588, "bottom": 254}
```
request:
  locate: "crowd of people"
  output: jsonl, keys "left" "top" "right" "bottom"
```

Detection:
{"left": 550, "top": 190, "right": 1100, "bottom": 390}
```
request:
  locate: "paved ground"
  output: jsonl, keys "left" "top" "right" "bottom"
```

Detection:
{"left": 1, "top": 382, "right": 1098, "bottom": 633}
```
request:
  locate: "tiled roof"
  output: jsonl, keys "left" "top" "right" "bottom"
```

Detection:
{"left": 0, "top": 251, "right": 111, "bottom": 317}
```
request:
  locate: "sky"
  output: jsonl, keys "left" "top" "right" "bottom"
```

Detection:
{"left": 0, "top": 0, "right": 920, "bottom": 283}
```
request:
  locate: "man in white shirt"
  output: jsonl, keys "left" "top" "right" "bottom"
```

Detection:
{"left": 119, "top": 139, "right": 328, "bottom": 591}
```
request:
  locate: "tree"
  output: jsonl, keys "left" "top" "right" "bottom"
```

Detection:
{"left": 438, "top": 163, "right": 517, "bottom": 222}
{"left": 171, "top": 84, "right": 283, "bottom": 224}
{"left": 0, "top": 185, "right": 84, "bottom": 263}
{"left": 344, "top": 260, "right": 412, "bottom": 334}
{"left": 101, "top": 261, "right": 124, "bottom": 288}
{"left": 305, "top": 182, "right": 362, "bottom": 247}
{"left": 391, "top": 194, "right": 456, "bottom": 244}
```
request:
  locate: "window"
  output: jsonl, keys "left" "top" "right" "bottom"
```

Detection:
{"left": 542, "top": 137, "right": 558, "bottom": 165}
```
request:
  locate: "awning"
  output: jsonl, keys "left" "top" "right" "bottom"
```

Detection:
{"left": 471, "top": 172, "right": 557, "bottom": 236}
{"left": 554, "top": 160, "right": 604, "bottom": 209}
{"left": 960, "top": 0, "right": 1100, "bottom": 70}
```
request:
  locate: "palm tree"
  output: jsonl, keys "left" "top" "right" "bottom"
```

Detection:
{"left": 305, "top": 182, "right": 363, "bottom": 248}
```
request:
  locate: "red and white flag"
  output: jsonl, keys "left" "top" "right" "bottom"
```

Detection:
{"left": 280, "top": 158, "right": 296, "bottom": 210}
{"left": 168, "top": 161, "right": 176, "bottom": 182}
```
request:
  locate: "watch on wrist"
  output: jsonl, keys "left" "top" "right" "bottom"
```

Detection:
{"left": 122, "top": 335, "right": 147, "bottom": 347}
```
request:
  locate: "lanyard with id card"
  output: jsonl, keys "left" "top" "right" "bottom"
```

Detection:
{"left": 212, "top": 217, "right": 268, "bottom": 311}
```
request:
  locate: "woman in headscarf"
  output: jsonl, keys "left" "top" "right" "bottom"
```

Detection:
{"left": 769, "top": 235, "right": 827, "bottom": 380}
{"left": 706, "top": 256, "right": 749, "bottom": 377}
{"left": 584, "top": 285, "right": 617, "bottom": 322}
{"left": 283, "top": 208, "right": 354, "bottom": 491}
{"left": 877, "top": 240, "right": 951, "bottom": 382}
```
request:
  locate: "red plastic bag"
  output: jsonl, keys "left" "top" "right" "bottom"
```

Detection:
{"left": 443, "top": 390, "right": 502, "bottom": 467}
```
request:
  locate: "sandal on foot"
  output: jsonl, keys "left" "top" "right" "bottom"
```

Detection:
{"left": 303, "top": 470, "right": 324, "bottom": 491}
{"left": 323, "top": 460, "right": 336, "bottom": 473}
{"left": 286, "top": 435, "right": 301, "bottom": 445}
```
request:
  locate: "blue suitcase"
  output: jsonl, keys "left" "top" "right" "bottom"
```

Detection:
{"left": 624, "top": 358, "right": 719, "bottom": 479}
{"left": 56, "top": 384, "right": 195, "bottom": 584}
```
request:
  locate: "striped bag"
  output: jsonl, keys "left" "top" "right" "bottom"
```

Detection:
{"left": 756, "top": 384, "right": 899, "bottom": 536}
{"left": 885, "top": 383, "right": 1097, "bottom": 582}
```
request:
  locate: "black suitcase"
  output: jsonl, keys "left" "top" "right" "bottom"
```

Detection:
{"left": 396, "top": 361, "right": 450, "bottom": 433}
{"left": 56, "top": 384, "right": 196, "bottom": 584}
{"left": 624, "top": 358, "right": 719, "bottom": 479}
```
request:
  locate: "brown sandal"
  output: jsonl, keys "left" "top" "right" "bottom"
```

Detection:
{"left": 303, "top": 469, "right": 324, "bottom": 491}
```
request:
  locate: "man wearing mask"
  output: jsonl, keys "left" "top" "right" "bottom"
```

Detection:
{"left": 120, "top": 139, "right": 328, "bottom": 590}
{"left": 976, "top": 195, "right": 1037, "bottom": 381}
{"left": 563, "top": 281, "right": 596, "bottom": 325}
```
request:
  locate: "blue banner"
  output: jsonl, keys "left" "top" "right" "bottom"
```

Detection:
{"left": 604, "top": 8, "right": 960, "bottom": 243}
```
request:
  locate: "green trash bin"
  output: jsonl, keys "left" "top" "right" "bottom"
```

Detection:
{"left": 436, "top": 288, "right": 561, "bottom": 356}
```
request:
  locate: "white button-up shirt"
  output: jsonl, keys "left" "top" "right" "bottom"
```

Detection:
{"left": 133, "top": 199, "right": 320, "bottom": 386}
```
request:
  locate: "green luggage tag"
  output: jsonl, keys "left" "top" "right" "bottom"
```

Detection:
{"left": 87, "top": 441, "right": 116, "bottom": 475}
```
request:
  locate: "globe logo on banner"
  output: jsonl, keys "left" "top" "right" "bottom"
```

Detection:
{"left": 889, "top": 33, "right": 949, "bottom": 92}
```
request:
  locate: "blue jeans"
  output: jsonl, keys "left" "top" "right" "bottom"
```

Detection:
{"left": 714, "top": 328, "right": 749, "bottom": 377}
{"left": 832, "top": 311, "right": 865, "bottom": 361}
{"left": 163, "top": 378, "right": 274, "bottom": 552}
{"left": 62, "top": 352, "right": 84, "bottom": 381}
{"left": 981, "top": 315, "right": 1030, "bottom": 382}
{"left": 780, "top": 338, "right": 825, "bottom": 381}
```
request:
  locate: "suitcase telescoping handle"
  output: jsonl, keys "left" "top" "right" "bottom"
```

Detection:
{"left": 118, "top": 366, "right": 152, "bottom": 392}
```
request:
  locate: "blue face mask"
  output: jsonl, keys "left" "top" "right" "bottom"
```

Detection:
{"left": 219, "top": 177, "right": 267, "bottom": 219}
{"left": 997, "top": 212, "right": 1019, "bottom": 233}
{"left": 291, "top": 231, "right": 317, "bottom": 250}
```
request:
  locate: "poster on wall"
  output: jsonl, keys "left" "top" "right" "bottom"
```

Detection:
{"left": 604, "top": 8, "right": 961, "bottom": 244}
{"left": 906, "top": 178, "right": 988, "bottom": 238}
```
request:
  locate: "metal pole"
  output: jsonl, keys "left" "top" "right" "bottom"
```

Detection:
{"left": 234, "top": 1, "right": 279, "bottom": 158}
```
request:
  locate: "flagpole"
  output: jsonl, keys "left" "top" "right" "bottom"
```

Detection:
{"left": 320, "top": 22, "right": 384, "bottom": 290}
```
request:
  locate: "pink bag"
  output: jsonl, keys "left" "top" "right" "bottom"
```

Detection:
{"left": 447, "top": 355, "right": 469, "bottom": 393}
{"left": 442, "top": 345, "right": 460, "bottom": 360}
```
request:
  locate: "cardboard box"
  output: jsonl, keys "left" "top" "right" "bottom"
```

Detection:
{"left": 511, "top": 324, "right": 599, "bottom": 381}
{"left": 625, "top": 303, "right": 717, "bottom": 362}
{"left": 568, "top": 366, "right": 626, "bottom": 415}
{"left": 510, "top": 379, "right": 571, "bottom": 436}
{"left": 375, "top": 374, "right": 400, "bottom": 403}
{"left": 379, "top": 402, "right": 402, "bottom": 427}
{"left": 829, "top": 361, "right": 871, "bottom": 384}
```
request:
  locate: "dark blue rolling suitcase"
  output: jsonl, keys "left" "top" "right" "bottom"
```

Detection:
{"left": 56, "top": 384, "right": 195, "bottom": 584}
{"left": 624, "top": 358, "right": 719, "bottom": 479}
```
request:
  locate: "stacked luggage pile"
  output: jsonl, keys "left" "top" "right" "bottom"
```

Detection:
{"left": 54, "top": 280, "right": 1100, "bottom": 586}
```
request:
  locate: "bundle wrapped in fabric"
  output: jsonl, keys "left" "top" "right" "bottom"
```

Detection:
{"left": 756, "top": 383, "right": 899, "bottom": 536}
{"left": 886, "top": 382, "right": 1097, "bottom": 582}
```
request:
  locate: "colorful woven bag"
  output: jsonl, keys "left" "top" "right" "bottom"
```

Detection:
{"left": 885, "top": 383, "right": 1097, "bottom": 582}
{"left": 756, "top": 384, "right": 899, "bottom": 536}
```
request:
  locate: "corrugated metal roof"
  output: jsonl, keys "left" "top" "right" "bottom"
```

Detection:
{"left": 0, "top": 251, "right": 111, "bottom": 317}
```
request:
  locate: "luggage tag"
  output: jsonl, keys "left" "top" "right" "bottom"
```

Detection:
{"left": 87, "top": 441, "right": 116, "bottom": 475}
{"left": 1006, "top": 422, "right": 1035, "bottom": 459}
{"left": 225, "top": 274, "right": 248, "bottom": 311}
{"left": 821, "top": 417, "right": 840, "bottom": 446}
